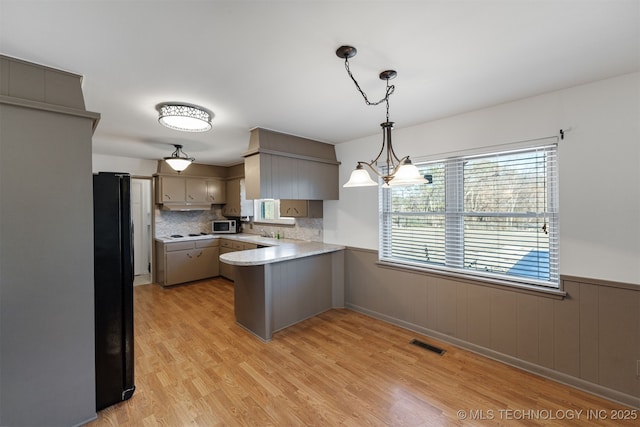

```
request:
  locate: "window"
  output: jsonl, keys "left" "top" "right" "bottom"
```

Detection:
{"left": 253, "top": 199, "right": 295, "bottom": 225}
{"left": 380, "top": 143, "right": 559, "bottom": 289}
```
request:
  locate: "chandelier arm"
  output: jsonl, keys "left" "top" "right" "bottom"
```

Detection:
{"left": 344, "top": 59, "right": 395, "bottom": 106}
{"left": 386, "top": 133, "right": 403, "bottom": 164}
{"left": 358, "top": 161, "right": 384, "bottom": 179}
{"left": 369, "top": 136, "right": 386, "bottom": 166}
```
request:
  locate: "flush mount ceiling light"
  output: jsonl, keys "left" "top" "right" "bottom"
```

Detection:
{"left": 336, "top": 45, "right": 429, "bottom": 188}
{"left": 164, "top": 144, "right": 195, "bottom": 172}
{"left": 157, "top": 103, "right": 213, "bottom": 132}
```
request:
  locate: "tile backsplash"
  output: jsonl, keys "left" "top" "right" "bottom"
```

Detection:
{"left": 242, "top": 218, "right": 323, "bottom": 242}
{"left": 154, "top": 207, "right": 219, "bottom": 237}
{"left": 155, "top": 207, "right": 323, "bottom": 242}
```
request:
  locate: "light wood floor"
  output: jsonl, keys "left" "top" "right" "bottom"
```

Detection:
{"left": 87, "top": 279, "right": 637, "bottom": 426}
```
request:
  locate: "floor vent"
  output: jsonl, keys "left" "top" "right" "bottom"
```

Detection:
{"left": 410, "top": 339, "right": 445, "bottom": 355}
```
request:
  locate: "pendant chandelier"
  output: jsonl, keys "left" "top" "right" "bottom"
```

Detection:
{"left": 163, "top": 144, "right": 195, "bottom": 172}
{"left": 336, "top": 45, "right": 429, "bottom": 188}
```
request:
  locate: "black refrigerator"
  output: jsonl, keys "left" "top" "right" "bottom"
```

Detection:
{"left": 93, "top": 172, "right": 136, "bottom": 410}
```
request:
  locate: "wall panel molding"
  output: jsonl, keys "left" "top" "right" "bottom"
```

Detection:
{"left": 344, "top": 247, "right": 640, "bottom": 409}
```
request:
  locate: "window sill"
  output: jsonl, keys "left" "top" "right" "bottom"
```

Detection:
{"left": 376, "top": 260, "right": 566, "bottom": 299}
{"left": 253, "top": 218, "right": 296, "bottom": 226}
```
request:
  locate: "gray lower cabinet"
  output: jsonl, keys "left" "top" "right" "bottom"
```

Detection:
{"left": 219, "top": 239, "right": 257, "bottom": 281}
{"left": 219, "top": 246, "right": 236, "bottom": 281}
{"left": 156, "top": 239, "right": 219, "bottom": 286}
{"left": 234, "top": 250, "right": 344, "bottom": 341}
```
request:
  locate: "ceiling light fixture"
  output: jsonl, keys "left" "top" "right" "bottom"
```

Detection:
{"left": 164, "top": 144, "right": 195, "bottom": 172}
{"left": 337, "top": 45, "right": 429, "bottom": 188}
{"left": 157, "top": 103, "right": 213, "bottom": 132}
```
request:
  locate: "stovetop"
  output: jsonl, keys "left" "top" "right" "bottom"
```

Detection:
{"left": 161, "top": 232, "right": 216, "bottom": 241}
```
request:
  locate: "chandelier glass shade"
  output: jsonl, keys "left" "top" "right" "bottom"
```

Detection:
{"left": 164, "top": 144, "right": 195, "bottom": 172}
{"left": 336, "top": 45, "right": 429, "bottom": 188}
{"left": 158, "top": 103, "right": 213, "bottom": 132}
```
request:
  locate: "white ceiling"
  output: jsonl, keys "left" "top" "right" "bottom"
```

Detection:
{"left": 1, "top": 1, "right": 638, "bottom": 166}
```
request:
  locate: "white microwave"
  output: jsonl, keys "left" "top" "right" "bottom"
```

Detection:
{"left": 212, "top": 219, "right": 237, "bottom": 234}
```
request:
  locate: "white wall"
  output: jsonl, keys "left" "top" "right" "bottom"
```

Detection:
{"left": 93, "top": 153, "right": 158, "bottom": 176}
{"left": 326, "top": 72, "right": 640, "bottom": 285}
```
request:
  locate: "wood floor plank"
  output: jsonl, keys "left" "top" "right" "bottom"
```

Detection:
{"left": 86, "top": 279, "right": 637, "bottom": 426}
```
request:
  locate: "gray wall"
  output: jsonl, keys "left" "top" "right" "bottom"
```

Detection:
{"left": 344, "top": 247, "right": 640, "bottom": 409}
{"left": 0, "top": 57, "right": 98, "bottom": 426}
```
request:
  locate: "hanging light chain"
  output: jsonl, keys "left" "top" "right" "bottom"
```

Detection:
{"left": 343, "top": 58, "right": 395, "bottom": 107}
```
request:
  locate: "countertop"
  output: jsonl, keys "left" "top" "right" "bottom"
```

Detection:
{"left": 155, "top": 233, "right": 345, "bottom": 266}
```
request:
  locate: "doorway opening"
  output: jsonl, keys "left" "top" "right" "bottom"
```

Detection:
{"left": 131, "top": 178, "right": 153, "bottom": 285}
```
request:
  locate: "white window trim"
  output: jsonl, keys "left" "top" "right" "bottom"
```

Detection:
{"left": 252, "top": 199, "right": 295, "bottom": 225}
{"left": 379, "top": 138, "right": 560, "bottom": 292}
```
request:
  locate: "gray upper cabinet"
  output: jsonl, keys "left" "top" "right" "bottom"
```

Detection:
{"left": 206, "top": 178, "right": 226, "bottom": 204}
{"left": 155, "top": 175, "right": 225, "bottom": 209}
{"left": 222, "top": 178, "right": 241, "bottom": 216}
{"left": 280, "top": 200, "right": 323, "bottom": 218}
{"left": 222, "top": 178, "right": 252, "bottom": 217}
{"left": 244, "top": 128, "right": 339, "bottom": 200}
{"left": 185, "top": 178, "right": 208, "bottom": 203}
{"left": 158, "top": 176, "right": 185, "bottom": 203}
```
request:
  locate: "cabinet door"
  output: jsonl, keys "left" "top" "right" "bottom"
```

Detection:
{"left": 244, "top": 154, "right": 267, "bottom": 200}
{"left": 222, "top": 178, "right": 241, "bottom": 216}
{"left": 192, "top": 246, "right": 219, "bottom": 278}
{"left": 280, "top": 200, "right": 323, "bottom": 218}
{"left": 185, "top": 178, "right": 208, "bottom": 203}
{"left": 159, "top": 176, "right": 185, "bottom": 203}
{"left": 219, "top": 246, "right": 235, "bottom": 280}
{"left": 303, "top": 160, "right": 338, "bottom": 200}
{"left": 165, "top": 250, "right": 194, "bottom": 285}
{"left": 166, "top": 247, "right": 219, "bottom": 285}
{"left": 206, "top": 179, "right": 226, "bottom": 204}
{"left": 280, "top": 200, "right": 307, "bottom": 217}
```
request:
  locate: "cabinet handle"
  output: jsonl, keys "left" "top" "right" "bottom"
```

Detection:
{"left": 164, "top": 194, "right": 171, "bottom": 200}
{"left": 187, "top": 253, "right": 192, "bottom": 258}
{"left": 294, "top": 208, "right": 299, "bottom": 214}
{"left": 196, "top": 251, "right": 203, "bottom": 258}
{"left": 188, "top": 195, "right": 194, "bottom": 200}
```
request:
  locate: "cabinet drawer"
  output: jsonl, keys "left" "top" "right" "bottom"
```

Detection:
{"left": 196, "top": 239, "right": 219, "bottom": 248}
{"left": 165, "top": 241, "right": 196, "bottom": 252}
{"left": 243, "top": 243, "right": 258, "bottom": 250}
{"left": 219, "top": 239, "right": 234, "bottom": 249}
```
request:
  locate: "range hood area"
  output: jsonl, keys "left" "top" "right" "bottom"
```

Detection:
{"left": 160, "top": 203, "right": 212, "bottom": 211}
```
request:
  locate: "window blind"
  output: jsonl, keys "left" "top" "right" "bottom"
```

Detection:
{"left": 380, "top": 143, "right": 559, "bottom": 288}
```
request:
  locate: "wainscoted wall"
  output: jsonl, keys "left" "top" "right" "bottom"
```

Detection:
{"left": 344, "top": 247, "right": 640, "bottom": 409}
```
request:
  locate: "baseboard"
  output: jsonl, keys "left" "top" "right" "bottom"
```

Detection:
{"left": 346, "top": 303, "right": 640, "bottom": 410}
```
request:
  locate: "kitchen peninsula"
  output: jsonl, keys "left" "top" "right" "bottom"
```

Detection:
{"left": 219, "top": 235, "right": 345, "bottom": 341}
{"left": 155, "top": 234, "right": 345, "bottom": 341}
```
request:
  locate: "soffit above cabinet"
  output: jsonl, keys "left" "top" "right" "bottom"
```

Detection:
{"left": 243, "top": 128, "right": 339, "bottom": 200}
{"left": 244, "top": 127, "right": 338, "bottom": 164}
